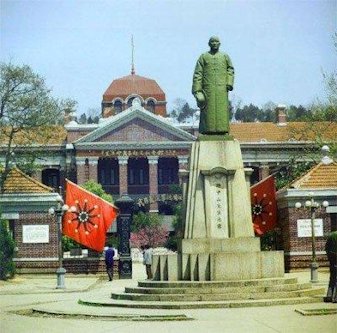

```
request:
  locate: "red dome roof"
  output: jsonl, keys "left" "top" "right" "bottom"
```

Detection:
{"left": 103, "top": 74, "right": 166, "bottom": 102}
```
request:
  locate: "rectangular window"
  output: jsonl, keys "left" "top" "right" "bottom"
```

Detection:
{"left": 158, "top": 168, "right": 163, "bottom": 185}
{"left": 168, "top": 168, "right": 172, "bottom": 184}
{"left": 110, "top": 169, "right": 115, "bottom": 185}
{"left": 139, "top": 169, "right": 144, "bottom": 185}
{"left": 129, "top": 169, "right": 135, "bottom": 185}
{"left": 101, "top": 170, "right": 106, "bottom": 184}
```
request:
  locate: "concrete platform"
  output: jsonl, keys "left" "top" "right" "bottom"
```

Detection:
{"left": 1, "top": 263, "right": 336, "bottom": 333}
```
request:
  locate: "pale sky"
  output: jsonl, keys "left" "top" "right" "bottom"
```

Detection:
{"left": 1, "top": 0, "right": 336, "bottom": 115}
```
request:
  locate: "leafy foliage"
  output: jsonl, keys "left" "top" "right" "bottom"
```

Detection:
{"left": 62, "top": 235, "right": 81, "bottom": 252}
{"left": 260, "top": 229, "right": 281, "bottom": 251}
{"left": 169, "top": 98, "right": 198, "bottom": 123}
{"left": 165, "top": 203, "right": 183, "bottom": 251}
{"left": 275, "top": 159, "right": 314, "bottom": 190}
{"left": 130, "top": 212, "right": 169, "bottom": 248}
{"left": 0, "top": 62, "right": 76, "bottom": 192}
{"left": 0, "top": 217, "right": 16, "bottom": 280}
{"left": 131, "top": 211, "right": 161, "bottom": 232}
{"left": 81, "top": 180, "right": 113, "bottom": 203}
{"left": 106, "top": 234, "right": 119, "bottom": 248}
{"left": 130, "top": 223, "right": 169, "bottom": 248}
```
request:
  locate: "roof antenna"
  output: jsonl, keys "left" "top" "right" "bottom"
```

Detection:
{"left": 131, "top": 35, "right": 135, "bottom": 75}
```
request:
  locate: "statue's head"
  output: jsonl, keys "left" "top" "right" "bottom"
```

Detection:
{"left": 208, "top": 36, "right": 221, "bottom": 52}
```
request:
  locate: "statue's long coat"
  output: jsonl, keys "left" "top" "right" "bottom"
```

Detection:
{"left": 192, "top": 52, "right": 234, "bottom": 134}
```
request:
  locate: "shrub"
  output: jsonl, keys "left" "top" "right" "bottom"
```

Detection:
{"left": 62, "top": 235, "right": 81, "bottom": 252}
{"left": 130, "top": 212, "right": 169, "bottom": 248}
{"left": 0, "top": 217, "right": 16, "bottom": 280}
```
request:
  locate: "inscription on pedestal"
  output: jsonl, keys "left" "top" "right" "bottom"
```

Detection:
{"left": 202, "top": 169, "right": 230, "bottom": 238}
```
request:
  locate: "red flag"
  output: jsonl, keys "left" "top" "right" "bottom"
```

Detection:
{"left": 250, "top": 175, "right": 277, "bottom": 235}
{"left": 62, "top": 180, "right": 119, "bottom": 252}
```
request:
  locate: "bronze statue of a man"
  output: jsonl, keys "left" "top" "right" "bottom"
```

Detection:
{"left": 192, "top": 36, "right": 234, "bottom": 135}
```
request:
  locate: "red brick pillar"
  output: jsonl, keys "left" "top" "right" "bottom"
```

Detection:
{"left": 88, "top": 157, "right": 98, "bottom": 183}
{"left": 148, "top": 156, "right": 159, "bottom": 212}
{"left": 178, "top": 155, "right": 189, "bottom": 171}
{"left": 118, "top": 157, "right": 128, "bottom": 195}
{"left": 76, "top": 157, "right": 87, "bottom": 185}
{"left": 259, "top": 164, "right": 270, "bottom": 181}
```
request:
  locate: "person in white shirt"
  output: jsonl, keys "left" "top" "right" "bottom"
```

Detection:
{"left": 143, "top": 244, "right": 153, "bottom": 279}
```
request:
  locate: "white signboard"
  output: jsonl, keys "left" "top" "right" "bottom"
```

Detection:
{"left": 23, "top": 225, "right": 49, "bottom": 244}
{"left": 297, "top": 219, "right": 323, "bottom": 237}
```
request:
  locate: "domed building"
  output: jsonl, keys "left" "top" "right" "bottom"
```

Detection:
{"left": 101, "top": 71, "right": 167, "bottom": 118}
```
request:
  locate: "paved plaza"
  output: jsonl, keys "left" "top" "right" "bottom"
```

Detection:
{"left": 1, "top": 263, "right": 336, "bottom": 333}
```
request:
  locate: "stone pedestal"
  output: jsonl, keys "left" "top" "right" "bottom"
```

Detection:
{"left": 184, "top": 140, "right": 254, "bottom": 239}
{"left": 153, "top": 139, "right": 284, "bottom": 281}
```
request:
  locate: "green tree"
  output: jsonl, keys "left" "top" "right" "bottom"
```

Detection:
{"left": 261, "top": 101, "right": 277, "bottom": 122}
{"left": 87, "top": 107, "right": 100, "bottom": 124}
{"left": 78, "top": 113, "right": 87, "bottom": 124}
{"left": 275, "top": 159, "right": 314, "bottom": 190}
{"left": 0, "top": 62, "right": 76, "bottom": 192}
{"left": 131, "top": 211, "right": 161, "bottom": 232}
{"left": 169, "top": 98, "right": 198, "bottom": 123}
{"left": 287, "top": 104, "right": 310, "bottom": 121}
{"left": 0, "top": 216, "right": 16, "bottom": 280}
{"left": 236, "top": 103, "right": 262, "bottom": 122}
{"left": 286, "top": 36, "right": 337, "bottom": 159}
{"left": 130, "top": 212, "right": 168, "bottom": 248}
{"left": 81, "top": 180, "right": 113, "bottom": 203}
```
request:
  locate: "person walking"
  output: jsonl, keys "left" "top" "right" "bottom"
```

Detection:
{"left": 143, "top": 245, "right": 153, "bottom": 279}
{"left": 324, "top": 231, "right": 337, "bottom": 302}
{"left": 105, "top": 245, "right": 115, "bottom": 281}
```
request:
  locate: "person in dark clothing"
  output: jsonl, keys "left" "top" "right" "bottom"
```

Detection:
{"left": 105, "top": 245, "right": 115, "bottom": 281}
{"left": 324, "top": 231, "right": 337, "bottom": 303}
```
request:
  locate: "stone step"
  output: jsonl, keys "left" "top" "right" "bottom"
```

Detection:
{"left": 111, "top": 288, "right": 325, "bottom": 302}
{"left": 125, "top": 282, "right": 312, "bottom": 295}
{"left": 138, "top": 277, "right": 298, "bottom": 289}
{"left": 79, "top": 296, "right": 323, "bottom": 309}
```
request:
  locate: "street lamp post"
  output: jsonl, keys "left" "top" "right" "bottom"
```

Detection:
{"left": 48, "top": 193, "right": 69, "bottom": 289}
{"left": 295, "top": 193, "right": 329, "bottom": 283}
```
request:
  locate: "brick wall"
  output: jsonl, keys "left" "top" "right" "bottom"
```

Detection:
{"left": 76, "top": 164, "right": 88, "bottom": 185}
{"left": 13, "top": 211, "right": 59, "bottom": 273}
{"left": 14, "top": 212, "right": 58, "bottom": 259}
{"left": 119, "top": 163, "right": 128, "bottom": 195}
{"left": 88, "top": 162, "right": 98, "bottom": 183}
{"left": 156, "top": 104, "right": 166, "bottom": 117}
{"left": 278, "top": 206, "right": 330, "bottom": 271}
{"left": 99, "top": 119, "right": 181, "bottom": 142}
{"left": 15, "top": 258, "right": 119, "bottom": 275}
{"left": 67, "top": 130, "right": 92, "bottom": 143}
{"left": 63, "top": 258, "right": 119, "bottom": 275}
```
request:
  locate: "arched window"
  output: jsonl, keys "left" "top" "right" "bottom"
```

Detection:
{"left": 147, "top": 100, "right": 155, "bottom": 113}
{"left": 127, "top": 97, "right": 135, "bottom": 108}
{"left": 114, "top": 100, "right": 122, "bottom": 114}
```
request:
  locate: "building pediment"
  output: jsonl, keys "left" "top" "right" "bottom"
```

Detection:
{"left": 74, "top": 105, "right": 196, "bottom": 145}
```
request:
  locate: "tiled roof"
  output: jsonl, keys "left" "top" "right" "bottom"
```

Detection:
{"left": 1, "top": 121, "right": 336, "bottom": 145}
{"left": 290, "top": 162, "right": 337, "bottom": 189}
{"left": 2, "top": 167, "right": 53, "bottom": 193}
{"left": 0, "top": 126, "right": 67, "bottom": 145}
{"left": 103, "top": 74, "right": 166, "bottom": 101}
{"left": 230, "top": 121, "right": 337, "bottom": 142}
